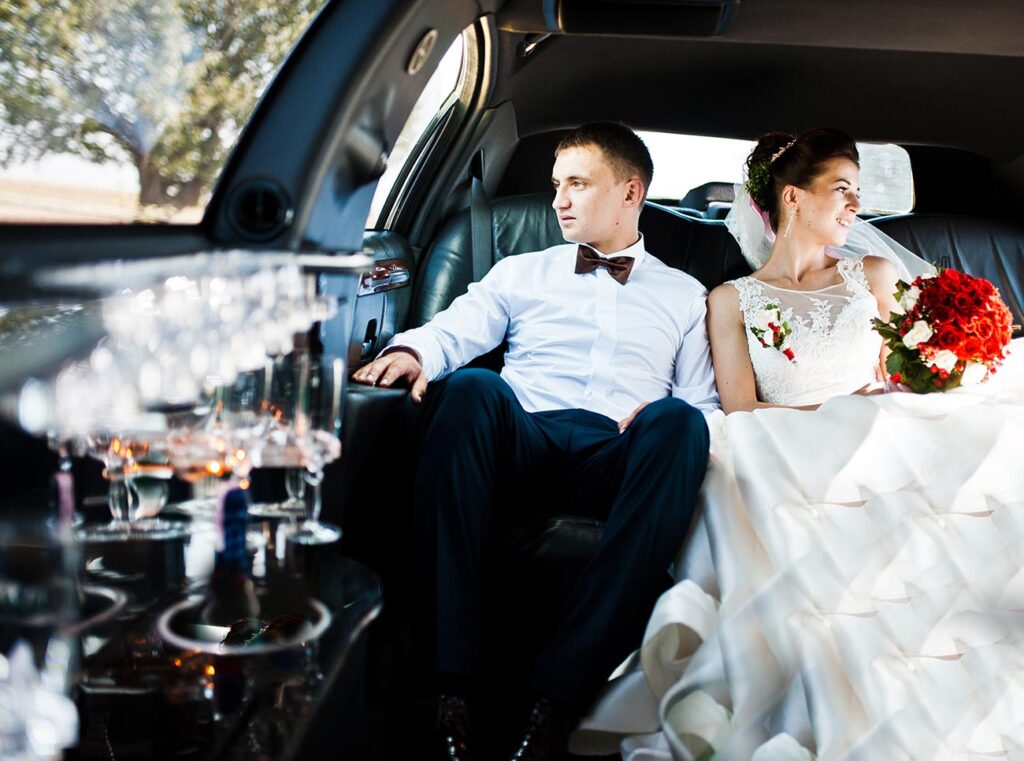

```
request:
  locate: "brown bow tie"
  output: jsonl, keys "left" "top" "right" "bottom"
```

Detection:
{"left": 574, "top": 245, "right": 634, "bottom": 285}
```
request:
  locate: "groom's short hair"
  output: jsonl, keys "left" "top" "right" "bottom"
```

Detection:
{"left": 556, "top": 122, "right": 654, "bottom": 200}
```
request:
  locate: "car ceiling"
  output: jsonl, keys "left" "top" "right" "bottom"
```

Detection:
{"left": 490, "top": 0, "right": 1024, "bottom": 164}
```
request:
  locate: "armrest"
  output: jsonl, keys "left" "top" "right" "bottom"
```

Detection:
{"left": 343, "top": 384, "right": 422, "bottom": 445}
{"left": 319, "top": 385, "right": 423, "bottom": 528}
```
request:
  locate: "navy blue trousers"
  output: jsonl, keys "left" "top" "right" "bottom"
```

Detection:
{"left": 416, "top": 369, "right": 710, "bottom": 709}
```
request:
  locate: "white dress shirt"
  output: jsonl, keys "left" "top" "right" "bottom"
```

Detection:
{"left": 386, "top": 236, "right": 720, "bottom": 420}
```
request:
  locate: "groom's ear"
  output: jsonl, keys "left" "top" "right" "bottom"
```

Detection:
{"left": 623, "top": 177, "right": 645, "bottom": 207}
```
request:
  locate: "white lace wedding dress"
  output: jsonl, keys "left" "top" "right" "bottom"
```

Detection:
{"left": 573, "top": 256, "right": 1024, "bottom": 760}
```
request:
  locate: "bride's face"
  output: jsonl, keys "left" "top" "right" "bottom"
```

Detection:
{"left": 792, "top": 158, "right": 862, "bottom": 247}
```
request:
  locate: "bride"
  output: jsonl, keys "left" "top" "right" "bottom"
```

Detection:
{"left": 574, "top": 129, "right": 1024, "bottom": 760}
{"left": 710, "top": 128, "right": 922, "bottom": 412}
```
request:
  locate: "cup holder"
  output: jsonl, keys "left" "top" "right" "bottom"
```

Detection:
{"left": 157, "top": 593, "right": 330, "bottom": 656}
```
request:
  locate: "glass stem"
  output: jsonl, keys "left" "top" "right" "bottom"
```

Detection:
{"left": 55, "top": 443, "right": 76, "bottom": 529}
{"left": 303, "top": 469, "right": 324, "bottom": 523}
{"left": 126, "top": 477, "right": 141, "bottom": 523}
{"left": 285, "top": 466, "right": 307, "bottom": 508}
{"left": 108, "top": 475, "right": 129, "bottom": 523}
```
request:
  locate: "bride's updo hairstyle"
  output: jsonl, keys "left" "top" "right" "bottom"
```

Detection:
{"left": 745, "top": 128, "right": 859, "bottom": 232}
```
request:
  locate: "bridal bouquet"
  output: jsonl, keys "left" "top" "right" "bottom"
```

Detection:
{"left": 872, "top": 268, "right": 1014, "bottom": 392}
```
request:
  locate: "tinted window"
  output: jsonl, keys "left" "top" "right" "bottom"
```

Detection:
{"left": 365, "top": 34, "right": 465, "bottom": 228}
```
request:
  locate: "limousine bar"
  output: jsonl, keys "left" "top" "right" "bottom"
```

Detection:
{"left": 0, "top": 253, "right": 382, "bottom": 758}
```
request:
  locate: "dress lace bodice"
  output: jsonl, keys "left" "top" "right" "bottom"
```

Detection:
{"left": 730, "top": 257, "right": 882, "bottom": 406}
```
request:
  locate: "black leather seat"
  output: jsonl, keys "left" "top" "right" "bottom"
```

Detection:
{"left": 703, "top": 201, "right": 732, "bottom": 220}
{"left": 673, "top": 206, "right": 706, "bottom": 219}
{"left": 678, "top": 181, "right": 735, "bottom": 216}
{"left": 872, "top": 213, "right": 1024, "bottom": 331}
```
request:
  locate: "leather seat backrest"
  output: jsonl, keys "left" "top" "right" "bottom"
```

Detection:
{"left": 704, "top": 202, "right": 732, "bottom": 220}
{"left": 410, "top": 192, "right": 750, "bottom": 327}
{"left": 872, "top": 214, "right": 1024, "bottom": 330}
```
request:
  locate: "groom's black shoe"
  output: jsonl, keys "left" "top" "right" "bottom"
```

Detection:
{"left": 507, "top": 698, "right": 572, "bottom": 761}
{"left": 433, "top": 693, "right": 474, "bottom": 761}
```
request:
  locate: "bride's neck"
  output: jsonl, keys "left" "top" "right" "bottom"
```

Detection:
{"left": 762, "top": 236, "right": 833, "bottom": 285}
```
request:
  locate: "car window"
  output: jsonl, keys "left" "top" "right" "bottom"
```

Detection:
{"left": 638, "top": 132, "right": 915, "bottom": 214}
{"left": 365, "top": 34, "right": 465, "bottom": 228}
{"left": 0, "top": 0, "right": 326, "bottom": 225}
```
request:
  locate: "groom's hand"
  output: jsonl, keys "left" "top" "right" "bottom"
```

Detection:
{"left": 351, "top": 350, "right": 429, "bottom": 403}
{"left": 618, "top": 401, "right": 650, "bottom": 433}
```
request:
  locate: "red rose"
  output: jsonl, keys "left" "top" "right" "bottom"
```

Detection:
{"left": 972, "top": 318, "right": 994, "bottom": 340}
{"left": 962, "top": 337, "right": 983, "bottom": 356}
{"left": 971, "top": 278, "right": 993, "bottom": 297}
{"left": 953, "top": 292, "right": 973, "bottom": 312}
{"left": 984, "top": 336, "right": 1004, "bottom": 359}
{"left": 935, "top": 325, "right": 962, "bottom": 351}
{"left": 930, "top": 305, "right": 953, "bottom": 324}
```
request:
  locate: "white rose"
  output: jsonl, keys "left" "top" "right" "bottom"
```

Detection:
{"left": 899, "top": 285, "right": 921, "bottom": 311}
{"left": 960, "top": 361, "right": 988, "bottom": 386}
{"left": 752, "top": 308, "right": 777, "bottom": 333}
{"left": 901, "top": 319, "right": 934, "bottom": 349}
{"left": 925, "top": 349, "right": 958, "bottom": 373}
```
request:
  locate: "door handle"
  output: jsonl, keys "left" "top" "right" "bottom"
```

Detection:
{"left": 357, "top": 259, "right": 410, "bottom": 297}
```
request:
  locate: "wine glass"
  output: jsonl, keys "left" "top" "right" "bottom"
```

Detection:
{"left": 247, "top": 354, "right": 309, "bottom": 520}
{"left": 165, "top": 367, "right": 269, "bottom": 520}
{"left": 277, "top": 353, "right": 344, "bottom": 545}
{"left": 78, "top": 430, "right": 188, "bottom": 542}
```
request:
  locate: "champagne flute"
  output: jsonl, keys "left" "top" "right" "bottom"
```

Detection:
{"left": 278, "top": 353, "right": 344, "bottom": 545}
{"left": 248, "top": 354, "right": 308, "bottom": 520}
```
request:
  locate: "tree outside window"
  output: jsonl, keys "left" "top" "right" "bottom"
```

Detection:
{"left": 0, "top": 0, "right": 324, "bottom": 223}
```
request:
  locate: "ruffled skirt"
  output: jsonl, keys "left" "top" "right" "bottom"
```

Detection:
{"left": 574, "top": 340, "right": 1024, "bottom": 761}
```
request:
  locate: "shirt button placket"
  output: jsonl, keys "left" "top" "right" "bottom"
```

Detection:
{"left": 585, "top": 272, "right": 619, "bottom": 405}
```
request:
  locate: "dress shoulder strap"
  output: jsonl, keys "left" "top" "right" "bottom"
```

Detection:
{"left": 727, "top": 276, "right": 767, "bottom": 315}
{"left": 837, "top": 256, "right": 871, "bottom": 294}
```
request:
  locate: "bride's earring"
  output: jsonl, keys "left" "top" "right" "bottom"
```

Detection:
{"left": 784, "top": 207, "right": 797, "bottom": 239}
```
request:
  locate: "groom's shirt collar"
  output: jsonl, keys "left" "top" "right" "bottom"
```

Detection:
{"left": 577, "top": 234, "right": 647, "bottom": 272}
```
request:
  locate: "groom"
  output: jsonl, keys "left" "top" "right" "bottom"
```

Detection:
{"left": 352, "top": 122, "right": 717, "bottom": 760}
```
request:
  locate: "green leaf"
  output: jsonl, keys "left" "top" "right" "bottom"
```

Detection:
{"left": 886, "top": 352, "right": 905, "bottom": 376}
